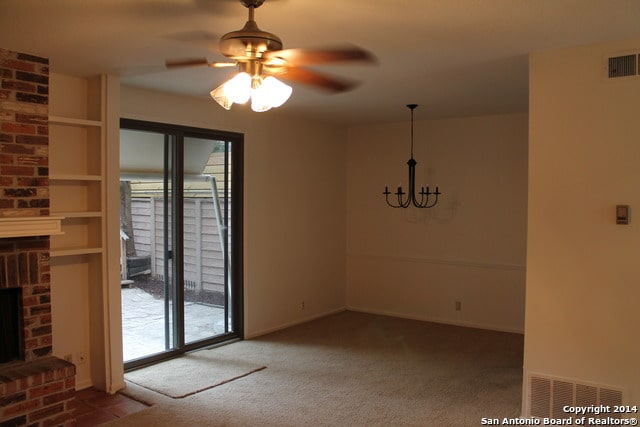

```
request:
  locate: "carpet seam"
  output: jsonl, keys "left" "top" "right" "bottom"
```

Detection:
{"left": 126, "top": 366, "right": 267, "bottom": 399}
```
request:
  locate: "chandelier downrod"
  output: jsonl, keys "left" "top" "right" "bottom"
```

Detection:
{"left": 383, "top": 104, "right": 441, "bottom": 209}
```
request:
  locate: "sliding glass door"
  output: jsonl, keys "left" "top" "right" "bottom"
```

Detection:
{"left": 120, "top": 120, "right": 243, "bottom": 369}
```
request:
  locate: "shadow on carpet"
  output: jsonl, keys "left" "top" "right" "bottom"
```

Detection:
{"left": 125, "top": 348, "right": 267, "bottom": 399}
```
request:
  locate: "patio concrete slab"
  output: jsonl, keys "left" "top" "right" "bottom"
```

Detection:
{"left": 121, "top": 287, "right": 226, "bottom": 362}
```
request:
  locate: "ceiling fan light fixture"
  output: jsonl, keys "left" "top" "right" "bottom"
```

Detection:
{"left": 168, "top": 0, "right": 376, "bottom": 113}
{"left": 260, "top": 76, "right": 292, "bottom": 108}
{"left": 211, "top": 71, "right": 293, "bottom": 112}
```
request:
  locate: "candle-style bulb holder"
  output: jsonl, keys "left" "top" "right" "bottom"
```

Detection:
{"left": 383, "top": 104, "right": 441, "bottom": 209}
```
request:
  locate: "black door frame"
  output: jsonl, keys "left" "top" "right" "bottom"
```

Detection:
{"left": 120, "top": 118, "right": 244, "bottom": 370}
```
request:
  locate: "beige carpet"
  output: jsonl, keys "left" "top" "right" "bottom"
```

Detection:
{"left": 111, "top": 311, "right": 524, "bottom": 426}
{"left": 125, "top": 346, "right": 267, "bottom": 398}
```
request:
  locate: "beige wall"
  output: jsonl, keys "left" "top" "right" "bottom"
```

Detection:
{"left": 346, "top": 113, "right": 528, "bottom": 332}
{"left": 524, "top": 38, "right": 640, "bottom": 407}
{"left": 120, "top": 86, "right": 347, "bottom": 338}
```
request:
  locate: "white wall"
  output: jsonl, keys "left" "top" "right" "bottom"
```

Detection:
{"left": 524, "top": 37, "right": 640, "bottom": 408}
{"left": 346, "top": 112, "right": 528, "bottom": 332}
{"left": 120, "top": 86, "right": 347, "bottom": 338}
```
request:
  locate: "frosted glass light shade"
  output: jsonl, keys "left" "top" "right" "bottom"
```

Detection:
{"left": 223, "top": 72, "right": 251, "bottom": 104}
{"left": 210, "top": 85, "right": 233, "bottom": 110}
{"left": 250, "top": 76, "right": 292, "bottom": 112}
{"left": 261, "top": 76, "right": 292, "bottom": 108}
{"left": 250, "top": 76, "right": 272, "bottom": 112}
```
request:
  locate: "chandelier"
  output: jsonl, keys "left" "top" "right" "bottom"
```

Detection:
{"left": 383, "top": 104, "right": 441, "bottom": 208}
{"left": 210, "top": 60, "right": 293, "bottom": 112}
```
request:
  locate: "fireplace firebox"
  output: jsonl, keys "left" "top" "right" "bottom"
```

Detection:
{"left": 0, "top": 288, "right": 22, "bottom": 364}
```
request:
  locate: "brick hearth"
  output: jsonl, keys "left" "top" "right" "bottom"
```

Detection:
{"left": 0, "top": 357, "right": 75, "bottom": 426}
{"left": 1, "top": 49, "right": 76, "bottom": 426}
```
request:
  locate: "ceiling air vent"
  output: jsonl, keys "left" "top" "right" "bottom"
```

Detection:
{"left": 608, "top": 54, "right": 638, "bottom": 78}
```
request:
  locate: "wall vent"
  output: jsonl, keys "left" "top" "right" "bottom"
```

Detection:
{"left": 607, "top": 53, "right": 639, "bottom": 78}
{"left": 527, "top": 373, "right": 624, "bottom": 419}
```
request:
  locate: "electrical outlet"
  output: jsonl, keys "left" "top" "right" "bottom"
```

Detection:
{"left": 76, "top": 352, "right": 86, "bottom": 364}
{"left": 455, "top": 301, "right": 462, "bottom": 311}
{"left": 301, "top": 301, "right": 305, "bottom": 310}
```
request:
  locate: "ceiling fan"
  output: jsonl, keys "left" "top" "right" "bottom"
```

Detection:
{"left": 165, "top": 0, "right": 376, "bottom": 112}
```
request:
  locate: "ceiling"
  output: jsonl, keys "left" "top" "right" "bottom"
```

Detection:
{"left": 2, "top": 0, "right": 640, "bottom": 125}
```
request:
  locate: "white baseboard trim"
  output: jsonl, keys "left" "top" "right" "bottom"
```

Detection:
{"left": 76, "top": 377, "right": 124, "bottom": 394}
{"left": 347, "top": 306, "right": 524, "bottom": 335}
{"left": 75, "top": 378, "right": 93, "bottom": 391}
{"left": 245, "top": 306, "right": 347, "bottom": 339}
{"left": 107, "top": 379, "right": 127, "bottom": 394}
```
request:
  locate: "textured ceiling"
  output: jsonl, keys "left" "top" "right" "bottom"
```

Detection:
{"left": 2, "top": 0, "right": 640, "bottom": 125}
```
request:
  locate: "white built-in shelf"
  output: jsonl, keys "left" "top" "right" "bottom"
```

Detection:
{"left": 49, "top": 115, "right": 102, "bottom": 128}
{"left": 0, "top": 216, "right": 65, "bottom": 238}
{"left": 50, "top": 174, "right": 102, "bottom": 182}
{"left": 50, "top": 246, "right": 103, "bottom": 257}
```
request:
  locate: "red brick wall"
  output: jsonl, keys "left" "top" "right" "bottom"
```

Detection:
{"left": 1, "top": 49, "right": 75, "bottom": 427}
{"left": 0, "top": 49, "right": 52, "bottom": 362}
{"left": 0, "top": 48, "right": 50, "bottom": 218}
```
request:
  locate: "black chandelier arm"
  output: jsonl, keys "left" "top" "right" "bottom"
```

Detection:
{"left": 383, "top": 184, "right": 441, "bottom": 209}
{"left": 416, "top": 187, "right": 428, "bottom": 207}
{"left": 383, "top": 187, "right": 410, "bottom": 208}
{"left": 421, "top": 191, "right": 439, "bottom": 208}
{"left": 417, "top": 186, "right": 441, "bottom": 208}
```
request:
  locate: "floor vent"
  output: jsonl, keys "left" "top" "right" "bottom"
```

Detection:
{"left": 607, "top": 52, "right": 640, "bottom": 79}
{"left": 528, "top": 373, "right": 623, "bottom": 419}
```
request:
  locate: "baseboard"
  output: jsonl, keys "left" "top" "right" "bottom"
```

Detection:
{"left": 107, "top": 379, "right": 127, "bottom": 394}
{"left": 347, "top": 306, "right": 525, "bottom": 334}
{"left": 75, "top": 378, "right": 93, "bottom": 391}
{"left": 75, "top": 377, "right": 125, "bottom": 394}
{"left": 245, "top": 307, "right": 347, "bottom": 339}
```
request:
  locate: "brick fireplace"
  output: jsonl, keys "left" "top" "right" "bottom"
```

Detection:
{"left": 1, "top": 49, "right": 75, "bottom": 426}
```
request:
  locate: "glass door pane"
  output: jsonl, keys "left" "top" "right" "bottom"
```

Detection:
{"left": 120, "top": 128, "right": 176, "bottom": 362}
{"left": 183, "top": 137, "right": 234, "bottom": 344}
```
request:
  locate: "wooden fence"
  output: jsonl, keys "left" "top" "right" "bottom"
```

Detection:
{"left": 129, "top": 197, "right": 229, "bottom": 294}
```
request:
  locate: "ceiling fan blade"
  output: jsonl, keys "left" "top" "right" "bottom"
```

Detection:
{"left": 276, "top": 67, "right": 360, "bottom": 93}
{"left": 123, "top": 0, "right": 241, "bottom": 19}
{"left": 165, "top": 58, "right": 236, "bottom": 69}
{"left": 166, "top": 58, "right": 210, "bottom": 69}
{"left": 208, "top": 62, "right": 238, "bottom": 68}
{"left": 263, "top": 46, "right": 376, "bottom": 67}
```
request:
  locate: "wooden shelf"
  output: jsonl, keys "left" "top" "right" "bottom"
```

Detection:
{"left": 50, "top": 246, "right": 103, "bottom": 257}
{"left": 52, "top": 211, "right": 102, "bottom": 218}
{"left": 49, "top": 115, "right": 102, "bottom": 128}
{"left": 50, "top": 174, "right": 102, "bottom": 182}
